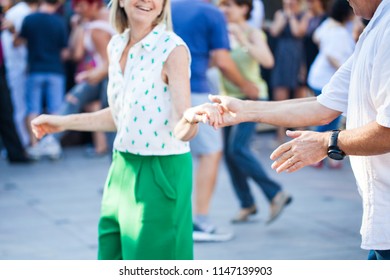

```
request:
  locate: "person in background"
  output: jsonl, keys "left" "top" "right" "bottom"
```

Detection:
{"left": 27, "top": 0, "right": 116, "bottom": 160}
{"left": 31, "top": 0, "right": 222, "bottom": 260}
{"left": 0, "top": 3, "right": 30, "bottom": 164}
{"left": 218, "top": 0, "right": 291, "bottom": 224}
{"left": 1, "top": 0, "right": 40, "bottom": 148}
{"left": 209, "top": 0, "right": 390, "bottom": 260}
{"left": 172, "top": 0, "right": 258, "bottom": 242}
{"left": 308, "top": 0, "right": 355, "bottom": 169}
{"left": 269, "top": 0, "right": 304, "bottom": 145}
{"left": 296, "top": 0, "right": 329, "bottom": 97}
{"left": 14, "top": 0, "right": 68, "bottom": 159}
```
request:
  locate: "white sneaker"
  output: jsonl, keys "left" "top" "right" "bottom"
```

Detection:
{"left": 27, "top": 136, "right": 62, "bottom": 160}
{"left": 193, "top": 222, "right": 234, "bottom": 242}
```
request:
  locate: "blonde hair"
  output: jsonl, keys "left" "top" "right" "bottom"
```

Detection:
{"left": 110, "top": 0, "right": 172, "bottom": 34}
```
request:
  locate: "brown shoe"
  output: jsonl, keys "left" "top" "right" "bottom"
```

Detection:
{"left": 267, "top": 191, "right": 292, "bottom": 224}
{"left": 231, "top": 205, "right": 257, "bottom": 223}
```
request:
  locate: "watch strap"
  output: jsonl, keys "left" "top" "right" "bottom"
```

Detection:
{"left": 329, "top": 130, "right": 340, "bottom": 148}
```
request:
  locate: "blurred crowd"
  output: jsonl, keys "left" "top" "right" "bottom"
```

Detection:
{"left": 0, "top": 0, "right": 367, "bottom": 163}
{"left": 0, "top": 0, "right": 113, "bottom": 162}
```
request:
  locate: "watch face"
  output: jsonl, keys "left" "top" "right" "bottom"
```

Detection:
{"left": 328, "top": 151, "right": 344, "bottom": 160}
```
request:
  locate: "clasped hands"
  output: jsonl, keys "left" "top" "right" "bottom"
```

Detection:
{"left": 183, "top": 94, "right": 243, "bottom": 129}
{"left": 184, "top": 95, "right": 329, "bottom": 174}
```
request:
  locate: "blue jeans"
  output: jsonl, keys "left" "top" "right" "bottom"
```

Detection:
{"left": 224, "top": 122, "right": 281, "bottom": 208}
{"left": 26, "top": 72, "right": 65, "bottom": 114}
{"left": 312, "top": 88, "right": 341, "bottom": 132}
{"left": 54, "top": 79, "right": 108, "bottom": 141}
{"left": 58, "top": 79, "right": 108, "bottom": 116}
{"left": 368, "top": 250, "right": 390, "bottom": 260}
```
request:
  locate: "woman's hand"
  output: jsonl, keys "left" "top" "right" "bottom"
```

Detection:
{"left": 31, "top": 115, "right": 66, "bottom": 140}
{"left": 208, "top": 94, "right": 247, "bottom": 128}
{"left": 183, "top": 103, "right": 224, "bottom": 129}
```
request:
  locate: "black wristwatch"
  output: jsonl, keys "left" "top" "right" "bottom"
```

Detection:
{"left": 327, "top": 130, "right": 346, "bottom": 160}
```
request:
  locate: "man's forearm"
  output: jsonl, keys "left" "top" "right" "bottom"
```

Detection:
{"left": 241, "top": 97, "right": 339, "bottom": 127}
{"left": 338, "top": 122, "right": 390, "bottom": 156}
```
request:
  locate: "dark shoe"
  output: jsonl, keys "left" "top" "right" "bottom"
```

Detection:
{"left": 267, "top": 191, "right": 292, "bottom": 224}
{"left": 231, "top": 205, "right": 258, "bottom": 223}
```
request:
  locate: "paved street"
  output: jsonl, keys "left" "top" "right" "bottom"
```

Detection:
{"left": 0, "top": 132, "right": 367, "bottom": 260}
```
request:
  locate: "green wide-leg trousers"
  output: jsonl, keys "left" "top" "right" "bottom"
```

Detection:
{"left": 98, "top": 151, "right": 193, "bottom": 260}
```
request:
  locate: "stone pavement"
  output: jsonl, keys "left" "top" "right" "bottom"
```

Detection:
{"left": 0, "top": 132, "right": 367, "bottom": 260}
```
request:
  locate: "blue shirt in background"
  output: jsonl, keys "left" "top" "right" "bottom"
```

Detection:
{"left": 20, "top": 12, "right": 67, "bottom": 74}
{"left": 171, "top": 0, "right": 230, "bottom": 93}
